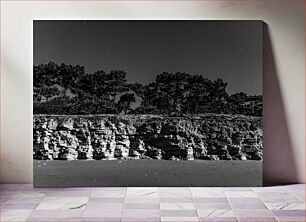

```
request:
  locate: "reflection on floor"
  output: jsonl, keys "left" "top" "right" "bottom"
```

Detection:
{"left": 1, "top": 184, "right": 304, "bottom": 222}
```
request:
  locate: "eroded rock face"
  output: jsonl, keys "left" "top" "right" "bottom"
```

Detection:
{"left": 33, "top": 114, "right": 263, "bottom": 161}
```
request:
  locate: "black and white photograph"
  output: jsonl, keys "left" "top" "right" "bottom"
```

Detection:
{"left": 33, "top": 20, "right": 263, "bottom": 187}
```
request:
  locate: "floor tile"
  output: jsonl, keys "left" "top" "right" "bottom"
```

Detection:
{"left": 125, "top": 197, "right": 159, "bottom": 203}
{"left": 291, "top": 191, "right": 305, "bottom": 201}
{"left": 2, "top": 203, "right": 39, "bottom": 209}
{"left": 45, "top": 191, "right": 91, "bottom": 197}
{"left": 159, "top": 187, "right": 191, "bottom": 192}
{"left": 265, "top": 202, "right": 305, "bottom": 210}
{"left": 260, "top": 196, "right": 301, "bottom": 204}
{"left": 223, "top": 188, "right": 253, "bottom": 191}
{"left": 256, "top": 192, "right": 294, "bottom": 197}
{"left": 10, "top": 191, "right": 46, "bottom": 199}
{"left": 29, "top": 209, "right": 84, "bottom": 217}
{"left": 161, "top": 210, "right": 198, "bottom": 217}
{"left": 230, "top": 201, "right": 266, "bottom": 209}
{"left": 91, "top": 189, "right": 125, "bottom": 198}
{"left": 160, "top": 203, "right": 196, "bottom": 210}
{"left": 86, "top": 202, "right": 123, "bottom": 209}
{"left": 1, "top": 191, "right": 15, "bottom": 198}
{"left": 159, "top": 189, "right": 192, "bottom": 198}
{"left": 227, "top": 197, "right": 263, "bottom": 204}
{"left": 253, "top": 186, "right": 289, "bottom": 193}
{"left": 191, "top": 188, "right": 225, "bottom": 197}
{"left": 122, "top": 209, "right": 160, "bottom": 217}
{"left": 200, "top": 217, "right": 238, "bottom": 221}
{"left": 160, "top": 197, "right": 194, "bottom": 203}
{"left": 125, "top": 203, "right": 160, "bottom": 209}
{"left": 1, "top": 184, "right": 24, "bottom": 191}
{"left": 257, "top": 192, "right": 300, "bottom": 203}
{"left": 194, "top": 197, "right": 228, "bottom": 203}
{"left": 83, "top": 209, "right": 123, "bottom": 217}
{"left": 122, "top": 217, "right": 161, "bottom": 222}
{"left": 36, "top": 197, "right": 88, "bottom": 210}
{"left": 83, "top": 217, "right": 121, "bottom": 222}
{"left": 89, "top": 197, "right": 125, "bottom": 203}
{"left": 20, "top": 184, "right": 37, "bottom": 191}
{"left": 92, "top": 187, "right": 126, "bottom": 192}
{"left": 1, "top": 183, "right": 305, "bottom": 222}
{"left": 271, "top": 209, "right": 305, "bottom": 217}
{"left": 198, "top": 209, "right": 235, "bottom": 217}
{"left": 283, "top": 184, "right": 305, "bottom": 191}
{"left": 238, "top": 218, "right": 277, "bottom": 222}
{"left": 1, "top": 196, "right": 10, "bottom": 205}
{"left": 6, "top": 197, "right": 44, "bottom": 204}
{"left": 162, "top": 217, "right": 199, "bottom": 222}
{"left": 225, "top": 191, "right": 258, "bottom": 198}
{"left": 276, "top": 217, "right": 306, "bottom": 222}
{"left": 196, "top": 203, "right": 231, "bottom": 209}
{"left": 0, "top": 209, "right": 32, "bottom": 221}
{"left": 27, "top": 217, "right": 83, "bottom": 221}
{"left": 126, "top": 187, "right": 158, "bottom": 198}
{"left": 234, "top": 209, "right": 274, "bottom": 218}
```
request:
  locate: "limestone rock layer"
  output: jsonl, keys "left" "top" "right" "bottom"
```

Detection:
{"left": 33, "top": 114, "right": 263, "bottom": 161}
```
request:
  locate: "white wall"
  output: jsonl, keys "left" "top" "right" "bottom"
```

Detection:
{"left": 1, "top": 1, "right": 304, "bottom": 184}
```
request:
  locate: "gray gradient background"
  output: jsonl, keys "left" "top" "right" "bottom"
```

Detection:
{"left": 34, "top": 20, "right": 262, "bottom": 95}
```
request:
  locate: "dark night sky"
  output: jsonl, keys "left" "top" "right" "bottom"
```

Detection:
{"left": 34, "top": 20, "right": 262, "bottom": 95}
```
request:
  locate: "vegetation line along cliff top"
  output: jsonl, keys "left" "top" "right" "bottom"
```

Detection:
{"left": 33, "top": 62, "right": 262, "bottom": 117}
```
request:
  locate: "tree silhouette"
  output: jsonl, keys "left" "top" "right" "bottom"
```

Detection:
{"left": 33, "top": 62, "right": 262, "bottom": 117}
{"left": 118, "top": 93, "right": 136, "bottom": 114}
{"left": 58, "top": 63, "right": 85, "bottom": 98}
{"left": 41, "top": 87, "right": 60, "bottom": 102}
{"left": 33, "top": 62, "right": 58, "bottom": 102}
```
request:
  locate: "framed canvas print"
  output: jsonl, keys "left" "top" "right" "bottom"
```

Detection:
{"left": 33, "top": 20, "right": 263, "bottom": 187}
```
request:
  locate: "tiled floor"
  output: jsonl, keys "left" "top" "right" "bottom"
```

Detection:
{"left": 0, "top": 184, "right": 304, "bottom": 222}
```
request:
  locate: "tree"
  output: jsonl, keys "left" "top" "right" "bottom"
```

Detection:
{"left": 207, "top": 78, "right": 228, "bottom": 113}
{"left": 183, "top": 75, "right": 210, "bottom": 114}
{"left": 118, "top": 93, "right": 136, "bottom": 114}
{"left": 58, "top": 63, "right": 85, "bottom": 98}
{"left": 127, "top": 82, "right": 145, "bottom": 97}
{"left": 147, "top": 72, "right": 190, "bottom": 114}
{"left": 33, "top": 62, "right": 59, "bottom": 102}
{"left": 41, "top": 87, "right": 60, "bottom": 102}
{"left": 33, "top": 61, "right": 262, "bottom": 116}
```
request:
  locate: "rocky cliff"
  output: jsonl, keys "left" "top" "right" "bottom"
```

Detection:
{"left": 33, "top": 114, "right": 263, "bottom": 161}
